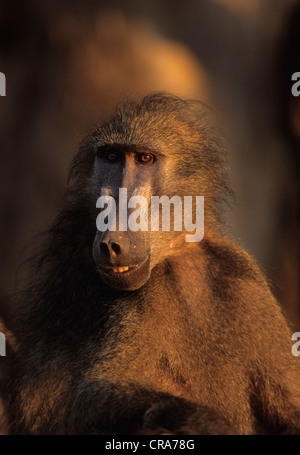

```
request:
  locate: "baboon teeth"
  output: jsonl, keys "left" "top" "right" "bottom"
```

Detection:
{"left": 112, "top": 267, "right": 129, "bottom": 273}
{"left": 100, "top": 262, "right": 144, "bottom": 275}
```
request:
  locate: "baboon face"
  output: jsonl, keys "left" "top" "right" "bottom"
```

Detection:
{"left": 85, "top": 94, "right": 228, "bottom": 291}
{"left": 91, "top": 144, "right": 172, "bottom": 292}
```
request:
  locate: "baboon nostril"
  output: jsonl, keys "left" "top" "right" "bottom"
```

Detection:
{"left": 100, "top": 241, "right": 121, "bottom": 260}
{"left": 111, "top": 242, "right": 121, "bottom": 256}
{"left": 100, "top": 242, "right": 110, "bottom": 260}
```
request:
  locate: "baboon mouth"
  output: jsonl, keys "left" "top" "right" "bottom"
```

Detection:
{"left": 97, "top": 255, "right": 151, "bottom": 291}
{"left": 101, "top": 264, "right": 139, "bottom": 274}
{"left": 99, "top": 257, "right": 149, "bottom": 276}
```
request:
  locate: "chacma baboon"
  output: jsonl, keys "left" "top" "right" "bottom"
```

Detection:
{"left": 2, "top": 93, "right": 300, "bottom": 435}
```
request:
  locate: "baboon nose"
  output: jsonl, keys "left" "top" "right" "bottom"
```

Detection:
{"left": 100, "top": 240, "right": 122, "bottom": 262}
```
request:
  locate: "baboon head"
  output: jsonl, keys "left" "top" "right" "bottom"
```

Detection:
{"left": 72, "top": 93, "right": 229, "bottom": 291}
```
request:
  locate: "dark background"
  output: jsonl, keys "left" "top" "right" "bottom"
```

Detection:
{"left": 0, "top": 0, "right": 299, "bottom": 328}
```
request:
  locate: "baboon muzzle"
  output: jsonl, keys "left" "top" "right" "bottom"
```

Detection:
{"left": 93, "top": 230, "right": 151, "bottom": 291}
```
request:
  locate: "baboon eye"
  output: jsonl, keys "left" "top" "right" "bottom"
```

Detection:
{"left": 137, "top": 153, "right": 154, "bottom": 165}
{"left": 105, "top": 152, "right": 119, "bottom": 162}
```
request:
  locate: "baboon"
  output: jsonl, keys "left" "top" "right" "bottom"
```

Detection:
{"left": 2, "top": 93, "right": 300, "bottom": 435}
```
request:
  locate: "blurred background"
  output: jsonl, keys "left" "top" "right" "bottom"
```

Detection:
{"left": 0, "top": 0, "right": 299, "bottom": 329}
